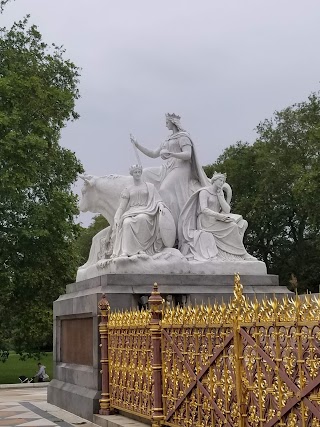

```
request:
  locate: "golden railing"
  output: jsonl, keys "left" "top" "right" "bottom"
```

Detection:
{"left": 98, "top": 275, "right": 320, "bottom": 427}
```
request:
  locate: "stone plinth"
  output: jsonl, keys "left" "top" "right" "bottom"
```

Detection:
{"left": 70, "top": 272, "right": 288, "bottom": 306}
{"left": 47, "top": 279, "right": 102, "bottom": 421}
{"left": 48, "top": 272, "right": 291, "bottom": 421}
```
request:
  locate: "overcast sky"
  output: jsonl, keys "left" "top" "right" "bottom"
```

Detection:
{"left": 2, "top": 0, "right": 320, "bottom": 225}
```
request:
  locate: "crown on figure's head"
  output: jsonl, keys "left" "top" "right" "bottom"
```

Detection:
{"left": 166, "top": 113, "right": 181, "bottom": 121}
{"left": 211, "top": 171, "right": 227, "bottom": 182}
{"left": 129, "top": 164, "right": 143, "bottom": 175}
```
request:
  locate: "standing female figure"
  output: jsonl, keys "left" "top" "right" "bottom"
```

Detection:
{"left": 131, "top": 114, "right": 209, "bottom": 228}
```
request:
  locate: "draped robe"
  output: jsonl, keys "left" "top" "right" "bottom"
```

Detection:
{"left": 178, "top": 186, "right": 248, "bottom": 261}
{"left": 143, "top": 131, "right": 210, "bottom": 229}
{"left": 113, "top": 182, "right": 164, "bottom": 257}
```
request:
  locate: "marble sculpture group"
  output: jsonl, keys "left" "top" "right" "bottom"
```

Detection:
{"left": 77, "top": 113, "right": 262, "bottom": 281}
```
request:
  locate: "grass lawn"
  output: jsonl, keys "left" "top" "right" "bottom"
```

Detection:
{"left": 0, "top": 352, "right": 53, "bottom": 384}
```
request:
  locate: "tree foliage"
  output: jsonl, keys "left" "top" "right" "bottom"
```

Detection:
{"left": 204, "top": 93, "right": 320, "bottom": 293}
{"left": 0, "top": 16, "right": 83, "bottom": 356}
{"left": 0, "top": 0, "right": 13, "bottom": 14}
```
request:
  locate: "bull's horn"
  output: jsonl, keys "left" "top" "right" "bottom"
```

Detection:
{"left": 79, "top": 174, "right": 89, "bottom": 182}
{"left": 79, "top": 174, "right": 93, "bottom": 185}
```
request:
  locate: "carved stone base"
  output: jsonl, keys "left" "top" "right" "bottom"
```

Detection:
{"left": 76, "top": 248, "right": 267, "bottom": 282}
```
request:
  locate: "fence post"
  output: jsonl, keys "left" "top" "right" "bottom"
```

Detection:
{"left": 98, "top": 294, "right": 111, "bottom": 415}
{"left": 232, "top": 274, "right": 246, "bottom": 427}
{"left": 148, "top": 283, "right": 164, "bottom": 427}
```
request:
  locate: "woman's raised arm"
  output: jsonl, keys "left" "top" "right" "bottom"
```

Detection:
{"left": 131, "top": 136, "right": 161, "bottom": 159}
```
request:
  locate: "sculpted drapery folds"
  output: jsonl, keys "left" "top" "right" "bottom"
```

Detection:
{"left": 77, "top": 114, "right": 259, "bottom": 279}
{"left": 179, "top": 172, "right": 255, "bottom": 261}
{"left": 112, "top": 165, "right": 175, "bottom": 258}
{"left": 131, "top": 113, "right": 210, "bottom": 228}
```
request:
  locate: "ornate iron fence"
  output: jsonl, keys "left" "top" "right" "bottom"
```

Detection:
{"left": 98, "top": 275, "right": 320, "bottom": 427}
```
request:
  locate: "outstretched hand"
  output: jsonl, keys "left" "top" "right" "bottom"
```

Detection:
{"left": 130, "top": 133, "right": 138, "bottom": 146}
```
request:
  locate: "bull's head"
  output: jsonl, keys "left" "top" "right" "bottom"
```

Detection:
{"left": 78, "top": 174, "right": 97, "bottom": 212}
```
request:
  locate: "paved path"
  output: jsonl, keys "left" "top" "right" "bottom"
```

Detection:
{"left": 0, "top": 386, "right": 98, "bottom": 427}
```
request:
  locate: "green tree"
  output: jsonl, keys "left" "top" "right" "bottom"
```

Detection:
{"left": 0, "top": 16, "right": 83, "bottom": 357}
{"left": 204, "top": 93, "right": 320, "bottom": 293}
{"left": 0, "top": 0, "right": 12, "bottom": 13}
{"left": 76, "top": 215, "right": 109, "bottom": 266}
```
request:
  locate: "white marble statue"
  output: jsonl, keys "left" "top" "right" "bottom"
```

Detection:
{"left": 130, "top": 113, "right": 210, "bottom": 227}
{"left": 76, "top": 116, "right": 267, "bottom": 281}
{"left": 112, "top": 164, "right": 175, "bottom": 258}
{"left": 179, "top": 172, "right": 256, "bottom": 261}
{"left": 79, "top": 173, "right": 133, "bottom": 225}
{"left": 79, "top": 114, "right": 215, "bottom": 229}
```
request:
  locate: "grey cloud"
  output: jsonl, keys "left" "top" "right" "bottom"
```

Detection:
{"left": 3, "top": 0, "right": 320, "bottom": 225}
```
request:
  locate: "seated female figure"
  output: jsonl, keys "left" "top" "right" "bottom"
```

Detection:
{"left": 179, "top": 172, "right": 255, "bottom": 261}
{"left": 112, "top": 165, "right": 172, "bottom": 257}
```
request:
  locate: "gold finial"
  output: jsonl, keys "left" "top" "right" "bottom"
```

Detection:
{"left": 98, "top": 294, "right": 110, "bottom": 313}
{"left": 148, "top": 282, "right": 163, "bottom": 314}
{"left": 152, "top": 282, "right": 159, "bottom": 294}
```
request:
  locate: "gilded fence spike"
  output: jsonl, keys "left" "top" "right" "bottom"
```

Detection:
{"left": 233, "top": 272, "right": 245, "bottom": 308}
{"left": 293, "top": 293, "right": 302, "bottom": 322}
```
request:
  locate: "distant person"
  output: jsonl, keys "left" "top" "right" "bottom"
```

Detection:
{"left": 34, "top": 362, "right": 46, "bottom": 382}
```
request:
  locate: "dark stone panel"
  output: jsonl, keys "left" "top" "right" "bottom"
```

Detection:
{"left": 61, "top": 317, "right": 93, "bottom": 366}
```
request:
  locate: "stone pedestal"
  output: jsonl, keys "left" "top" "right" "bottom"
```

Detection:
{"left": 47, "top": 272, "right": 291, "bottom": 421}
{"left": 47, "top": 279, "right": 102, "bottom": 421}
